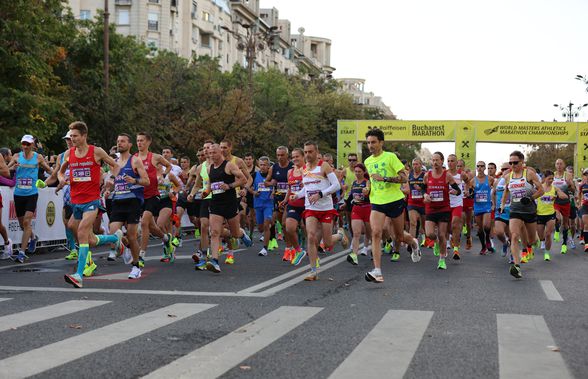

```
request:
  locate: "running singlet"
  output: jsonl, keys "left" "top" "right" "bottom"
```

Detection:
{"left": 113, "top": 157, "right": 144, "bottom": 202}
{"left": 14, "top": 152, "right": 39, "bottom": 197}
{"left": 271, "top": 162, "right": 293, "bottom": 200}
{"left": 552, "top": 174, "right": 570, "bottom": 205}
{"left": 495, "top": 177, "right": 510, "bottom": 220}
{"left": 136, "top": 152, "right": 159, "bottom": 199}
{"left": 364, "top": 151, "right": 405, "bottom": 205}
{"left": 68, "top": 145, "right": 101, "bottom": 204}
{"left": 349, "top": 180, "right": 370, "bottom": 206}
{"left": 508, "top": 169, "right": 536, "bottom": 214}
{"left": 474, "top": 176, "right": 492, "bottom": 214}
{"left": 302, "top": 161, "right": 334, "bottom": 211}
{"left": 448, "top": 170, "right": 464, "bottom": 208}
{"left": 425, "top": 170, "right": 450, "bottom": 214}
{"left": 59, "top": 152, "right": 71, "bottom": 206}
{"left": 199, "top": 162, "right": 212, "bottom": 200}
{"left": 158, "top": 175, "right": 173, "bottom": 199}
{"left": 287, "top": 169, "right": 305, "bottom": 207}
{"left": 407, "top": 170, "right": 425, "bottom": 207}
{"left": 537, "top": 186, "right": 556, "bottom": 216}
{"left": 580, "top": 182, "right": 588, "bottom": 206}
{"left": 209, "top": 160, "right": 236, "bottom": 203}
{"left": 253, "top": 171, "right": 273, "bottom": 208}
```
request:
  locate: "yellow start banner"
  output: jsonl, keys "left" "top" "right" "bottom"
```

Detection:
{"left": 352, "top": 120, "right": 456, "bottom": 141}
{"left": 475, "top": 121, "right": 577, "bottom": 143}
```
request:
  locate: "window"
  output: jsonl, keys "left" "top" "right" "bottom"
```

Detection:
{"left": 148, "top": 0, "right": 160, "bottom": 3}
{"left": 218, "top": 40, "right": 223, "bottom": 51}
{"left": 200, "top": 33, "right": 210, "bottom": 48}
{"left": 80, "top": 10, "right": 91, "bottom": 20}
{"left": 202, "top": 11, "right": 213, "bottom": 22}
{"left": 118, "top": 10, "right": 129, "bottom": 25}
{"left": 148, "top": 13, "right": 159, "bottom": 31}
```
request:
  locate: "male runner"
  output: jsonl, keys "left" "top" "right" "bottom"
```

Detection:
{"left": 0, "top": 152, "right": 11, "bottom": 259}
{"left": 251, "top": 156, "right": 274, "bottom": 256}
{"left": 283, "top": 148, "right": 306, "bottom": 263}
{"left": 457, "top": 159, "right": 475, "bottom": 250}
{"left": 552, "top": 159, "right": 576, "bottom": 253}
{"left": 174, "top": 156, "right": 198, "bottom": 247}
{"left": 446, "top": 154, "right": 471, "bottom": 259}
{"left": 162, "top": 147, "right": 182, "bottom": 177}
{"left": 492, "top": 163, "right": 511, "bottom": 257}
{"left": 473, "top": 161, "right": 495, "bottom": 255}
{"left": 266, "top": 146, "right": 293, "bottom": 252}
{"left": 243, "top": 153, "right": 258, "bottom": 238}
{"left": 342, "top": 153, "right": 359, "bottom": 235}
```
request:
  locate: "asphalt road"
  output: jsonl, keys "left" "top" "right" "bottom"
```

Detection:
{"left": 0, "top": 231, "right": 586, "bottom": 379}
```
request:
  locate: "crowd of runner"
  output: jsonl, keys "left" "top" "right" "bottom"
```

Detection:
{"left": 1, "top": 124, "right": 587, "bottom": 288}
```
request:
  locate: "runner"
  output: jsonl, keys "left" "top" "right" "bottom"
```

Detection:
{"left": 0, "top": 151, "right": 11, "bottom": 260}
{"left": 156, "top": 166, "right": 182, "bottom": 262}
{"left": 446, "top": 154, "right": 471, "bottom": 259}
{"left": 537, "top": 170, "right": 568, "bottom": 262}
{"left": 7, "top": 134, "right": 52, "bottom": 263}
{"left": 103, "top": 133, "right": 150, "bottom": 278}
{"left": 423, "top": 152, "right": 463, "bottom": 270}
{"left": 342, "top": 153, "right": 359, "bottom": 235}
{"left": 60, "top": 122, "right": 123, "bottom": 288}
{"left": 492, "top": 163, "right": 511, "bottom": 257}
{"left": 282, "top": 148, "right": 306, "bottom": 264}
{"left": 250, "top": 156, "right": 274, "bottom": 256}
{"left": 243, "top": 153, "right": 258, "bottom": 239}
{"left": 577, "top": 169, "right": 588, "bottom": 253}
{"left": 289, "top": 141, "right": 348, "bottom": 280}
{"left": 135, "top": 132, "right": 174, "bottom": 267}
{"left": 473, "top": 161, "right": 495, "bottom": 255}
{"left": 266, "top": 146, "right": 293, "bottom": 252}
{"left": 406, "top": 158, "right": 426, "bottom": 248}
{"left": 499, "top": 151, "right": 543, "bottom": 279}
{"left": 162, "top": 147, "right": 182, "bottom": 178}
{"left": 363, "top": 129, "right": 421, "bottom": 283}
{"left": 202, "top": 144, "right": 252, "bottom": 273}
{"left": 552, "top": 159, "right": 576, "bottom": 254}
{"left": 175, "top": 156, "right": 199, "bottom": 247}
{"left": 458, "top": 159, "right": 475, "bottom": 250}
{"left": 346, "top": 163, "right": 372, "bottom": 265}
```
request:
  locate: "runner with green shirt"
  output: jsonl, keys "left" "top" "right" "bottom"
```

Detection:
{"left": 363, "top": 128, "right": 421, "bottom": 283}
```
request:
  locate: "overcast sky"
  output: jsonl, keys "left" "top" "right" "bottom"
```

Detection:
{"left": 261, "top": 0, "right": 588, "bottom": 166}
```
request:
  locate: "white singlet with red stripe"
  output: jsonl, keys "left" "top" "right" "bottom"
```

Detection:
{"left": 449, "top": 170, "right": 464, "bottom": 208}
{"left": 302, "top": 161, "right": 334, "bottom": 211}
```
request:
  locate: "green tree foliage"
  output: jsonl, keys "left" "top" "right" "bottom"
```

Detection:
{"left": 525, "top": 144, "right": 575, "bottom": 172}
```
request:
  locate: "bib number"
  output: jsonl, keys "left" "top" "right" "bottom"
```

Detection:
{"left": 211, "top": 182, "right": 225, "bottom": 195}
{"left": 16, "top": 178, "right": 33, "bottom": 190}
{"left": 430, "top": 191, "right": 444, "bottom": 202}
{"left": 411, "top": 189, "right": 423, "bottom": 199}
{"left": 72, "top": 168, "right": 91, "bottom": 182}
{"left": 475, "top": 192, "right": 488, "bottom": 203}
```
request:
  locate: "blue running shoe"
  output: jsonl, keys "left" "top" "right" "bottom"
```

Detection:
{"left": 240, "top": 228, "right": 252, "bottom": 247}
{"left": 206, "top": 258, "right": 221, "bottom": 273}
{"left": 27, "top": 235, "right": 38, "bottom": 254}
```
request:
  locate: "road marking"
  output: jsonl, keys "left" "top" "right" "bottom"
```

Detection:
{"left": 238, "top": 248, "right": 351, "bottom": 294}
{"left": 0, "top": 303, "right": 215, "bottom": 378}
{"left": 539, "top": 280, "right": 564, "bottom": 301}
{"left": 0, "top": 300, "right": 110, "bottom": 333}
{"left": 0, "top": 285, "right": 265, "bottom": 298}
{"left": 328, "top": 310, "right": 433, "bottom": 379}
{"left": 144, "top": 306, "right": 322, "bottom": 379}
{"left": 497, "top": 314, "right": 572, "bottom": 379}
{"left": 0, "top": 298, "right": 12, "bottom": 302}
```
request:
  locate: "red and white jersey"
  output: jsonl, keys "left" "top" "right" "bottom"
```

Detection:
{"left": 449, "top": 169, "right": 464, "bottom": 208}
{"left": 302, "top": 161, "right": 333, "bottom": 211}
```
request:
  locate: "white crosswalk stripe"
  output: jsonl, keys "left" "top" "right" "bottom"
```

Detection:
{"left": 0, "top": 298, "right": 12, "bottom": 302}
{"left": 0, "top": 303, "right": 216, "bottom": 379}
{"left": 0, "top": 300, "right": 110, "bottom": 333}
{"left": 143, "top": 306, "right": 323, "bottom": 379}
{"left": 328, "top": 310, "right": 434, "bottom": 379}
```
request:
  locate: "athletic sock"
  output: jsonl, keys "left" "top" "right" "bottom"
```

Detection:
{"left": 584, "top": 231, "right": 588, "bottom": 244}
{"left": 95, "top": 234, "right": 119, "bottom": 246}
{"left": 484, "top": 228, "right": 491, "bottom": 245}
{"left": 478, "top": 229, "right": 485, "bottom": 246}
{"left": 76, "top": 244, "right": 89, "bottom": 277}
{"left": 65, "top": 228, "right": 76, "bottom": 250}
{"left": 270, "top": 224, "right": 276, "bottom": 239}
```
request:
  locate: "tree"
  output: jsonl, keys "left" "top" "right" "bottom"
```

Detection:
{"left": 525, "top": 144, "right": 574, "bottom": 172}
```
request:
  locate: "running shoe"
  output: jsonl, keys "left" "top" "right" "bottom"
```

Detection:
{"left": 194, "top": 261, "right": 206, "bottom": 270}
{"left": 544, "top": 252, "right": 551, "bottom": 261}
{"left": 365, "top": 269, "right": 384, "bottom": 283}
{"left": 176, "top": 237, "right": 183, "bottom": 248}
{"left": 114, "top": 230, "right": 125, "bottom": 257}
{"left": 171, "top": 237, "right": 181, "bottom": 248}
{"left": 501, "top": 243, "right": 509, "bottom": 257}
{"left": 292, "top": 250, "right": 306, "bottom": 266}
{"left": 259, "top": 235, "right": 264, "bottom": 242}
{"left": 584, "top": 245, "right": 588, "bottom": 253}
{"left": 258, "top": 247, "right": 268, "bottom": 257}
{"left": 420, "top": 235, "right": 426, "bottom": 247}
{"left": 569, "top": 238, "right": 576, "bottom": 249}
{"left": 338, "top": 228, "right": 350, "bottom": 249}
{"left": 122, "top": 247, "right": 133, "bottom": 265}
{"left": 486, "top": 242, "right": 495, "bottom": 254}
{"left": 411, "top": 240, "right": 422, "bottom": 263}
{"left": 225, "top": 253, "right": 235, "bottom": 264}
{"left": 0, "top": 250, "right": 11, "bottom": 260}
{"left": 509, "top": 264, "right": 522, "bottom": 279}
{"left": 160, "top": 253, "right": 171, "bottom": 263}
{"left": 107, "top": 250, "right": 117, "bottom": 261}
{"left": 462, "top": 225, "right": 467, "bottom": 235}
{"left": 347, "top": 252, "right": 358, "bottom": 265}
{"left": 304, "top": 270, "right": 318, "bottom": 281}
{"left": 194, "top": 228, "right": 201, "bottom": 238}
{"left": 479, "top": 246, "right": 487, "bottom": 255}
{"left": 433, "top": 242, "right": 440, "bottom": 257}
{"left": 192, "top": 250, "right": 203, "bottom": 263}
{"left": 27, "top": 234, "right": 38, "bottom": 254}
{"left": 554, "top": 231, "right": 560, "bottom": 242}
{"left": 383, "top": 241, "right": 392, "bottom": 254}
{"left": 64, "top": 273, "right": 83, "bottom": 288}
{"left": 277, "top": 232, "right": 284, "bottom": 241}
{"left": 240, "top": 228, "right": 253, "bottom": 247}
{"left": 315, "top": 257, "right": 321, "bottom": 268}
{"left": 359, "top": 246, "right": 368, "bottom": 256}
{"left": 268, "top": 238, "right": 278, "bottom": 251}
{"left": 83, "top": 252, "right": 97, "bottom": 277}
{"left": 437, "top": 258, "right": 447, "bottom": 270}
{"left": 580, "top": 237, "right": 585, "bottom": 245}
{"left": 528, "top": 247, "right": 535, "bottom": 260}
{"left": 138, "top": 256, "right": 145, "bottom": 268}
{"left": 390, "top": 253, "right": 400, "bottom": 262}
{"left": 508, "top": 254, "right": 514, "bottom": 264}
{"left": 452, "top": 248, "right": 460, "bottom": 260}
{"left": 561, "top": 244, "right": 567, "bottom": 254}
{"left": 13, "top": 251, "right": 27, "bottom": 264}
{"left": 1, "top": 239, "right": 13, "bottom": 260}
{"left": 128, "top": 266, "right": 142, "bottom": 279}
{"left": 206, "top": 258, "right": 221, "bottom": 273}
{"left": 281, "top": 248, "right": 292, "bottom": 261}
{"left": 466, "top": 236, "right": 472, "bottom": 251}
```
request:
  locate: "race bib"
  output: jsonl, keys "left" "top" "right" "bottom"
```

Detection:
{"left": 211, "top": 181, "right": 225, "bottom": 195}
{"left": 258, "top": 183, "right": 271, "bottom": 192}
{"left": 475, "top": 192, "right": 488, "bottom": 203}
{"left": 290, "top": 184, "right": 302, "bottom": 192}
{"left": 540, "top": 195, "right": 554, "bottom": 204}
{"left": 194, "top": 191, "right": 203, "bottom": 200}
{"left": 72, "top": 168, "right": 91, "bottom": 182}
{"left": 411, "top": 189, "right": 423, "bottom": 199}
{"left": 353, "top": 192, "right": 365, "bottom": 202}
{"left": 16, "top": 178, "right": 33, "bottom": 189}
{"left": 583, "top": 192, "right": 588, "bottom": 201}
{"left": 511, "top": 190, "right": 525, "bottom": 202}
{"left": 430, "top": 190, "right": 444, "bottom": 202}
{"left": 276, "top": 182, "right": 288, "bottom": 194}
{"left": 114, "top": 182, "right": 130, "bottom": 195}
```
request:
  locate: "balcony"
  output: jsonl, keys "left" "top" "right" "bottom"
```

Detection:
{"left": 199, "top": 21, "right": 214, "bottom": 34}
{"left": 115, "top": 0, "right": 131, "bottom": 5}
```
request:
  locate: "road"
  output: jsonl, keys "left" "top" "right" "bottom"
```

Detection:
{"left": 0, "top": 232, "right": 586, "bottom": 379}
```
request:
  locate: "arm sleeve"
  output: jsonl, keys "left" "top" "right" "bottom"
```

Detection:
{"left": 322, "top": 172, "right": 342, "bottom": 197}
{"left": 294, "top": 186, "right": 307, "bottom": 199}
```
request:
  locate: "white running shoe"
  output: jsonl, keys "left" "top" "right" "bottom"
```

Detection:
{"left": 0, "top": 250, "right": 11, "bottom": 260}
{"left": 411, "top": 238, "right": 422, "bottom": 263}
{"left": 359, "top": 246, "right": 368, "bottom": 256}
{"left": 259, "top": 235, "right": 264, "bottom": 242}
{"left": 107, "top": 250, "right": 117, "bottom": 261}
{"left": 123, "top": 247, "right": 133, "bottom": 265}
{"left": 569, "top": 238, "right": 576, "bottom": 249}
{"left": 258, "top": 248, "right": 268, "bottom": 256}
{"left": 128, "top": 266, "right": 142, "bottom": 279}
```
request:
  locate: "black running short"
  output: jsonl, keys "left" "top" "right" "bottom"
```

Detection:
{"left": 371, "top": 198, "right": 405, "bottom": 219}
{"left": 509, "top": 212, "right": 537, "bottom": 224}
{"left": 159, "top": 197, "right": 173, "bottom": 210}
{"left": 14, "top": 194, "right": 38, "bottom": 218}
{"left": 142, "top": 196, "right": 160, "bottom": 217}
{"left": 177, "top": 196, "right": 200, "bottom": 218}
{"left": 537, "top": 213, "right": 556, "bottom": 225}
{"left": 426, "top": 211, "right": 451, "bottom": 224}
{"left": 210, "top": 199, "right": 238, "bottom": 220}
{"left": 110, "top": 198, "right": 142, "bottom": 224}
{"left": 199, "top": 198, "right": 211, "bottom": 219}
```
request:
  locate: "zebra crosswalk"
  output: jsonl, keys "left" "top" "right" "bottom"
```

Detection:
{"left": 0, "top": 298, "right": 575, "bottom": 378}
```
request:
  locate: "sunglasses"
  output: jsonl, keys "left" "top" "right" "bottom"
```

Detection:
{"left": 348, "top": 158, "right": 357, "bottom": 162}
{"left": 509, "top": 161, "right": 520, "bottom": 165}
{"left": 476, "top": 165, "right": 485, "bottom": 168}
{"left": 21, "top": 142, "right": 31, "bottom": 146}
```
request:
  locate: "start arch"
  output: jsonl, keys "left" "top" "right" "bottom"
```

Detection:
{"left": 337, "top": 120, "right": 588, "bottom": 177}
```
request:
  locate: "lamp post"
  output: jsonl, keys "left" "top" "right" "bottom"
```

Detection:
{"left": 576, "top": 74, "right": 588, "bottom": 93}
{"left": 553, "top": 102, "right": 588, "bottom": 122}
{"left": 104, "top": 0, "right": 109, "bottom": 96}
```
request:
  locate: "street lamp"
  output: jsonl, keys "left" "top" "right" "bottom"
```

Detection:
{"left": 553, "top": 102, "right": 588, "bottom": 122}
{"left": 221, "top": 22, "right": 280, "bottom": 97}
{"left": 576, "top": 74, "right": 588, "bottom": 93}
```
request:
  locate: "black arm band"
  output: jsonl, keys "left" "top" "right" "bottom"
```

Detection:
{"left": 450, "top": 182, "right": 462, "bottom": 196}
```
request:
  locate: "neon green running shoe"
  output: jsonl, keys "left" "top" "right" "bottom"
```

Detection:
{"left": 83, "top": 252, "right": 97, "bottom": 277}
{"left": 315, "top": 257, "right": 320, "bottom": 268}
{"left": 347, "top": 253, "right": 358, "bottom": 265}
{"left": 194, "top": 228, "right": 201, "bottom": 238}
{"left": 544, "top": 252, "right": 551, "bottom": 261}
{"left": 433, "top": 243, "right": 440, "bottom": 256}
{"left": 462, "top": 225, "right": 467, "bottom": 235}
{"left": 384, "top": 241, "right": 392, "bottom": 254}
{"left": 437, "top": 258, "right": 447, "bottom": 270}
{"left": 65, "top": 249, "right": 78, "bottom": 260}
{"left": 391, "top": 253, "right": 400, "bottom": 262}
{"left": 561, "top": 244, "right": 567, "bottom": 254}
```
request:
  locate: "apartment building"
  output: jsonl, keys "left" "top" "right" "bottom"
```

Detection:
{"left": 338, "top": 78, "right": 396, "bottom": 118}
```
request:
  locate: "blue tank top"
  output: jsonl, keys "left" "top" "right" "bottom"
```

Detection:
{"left": 253, "top": 171, "right": 273, "bottom": 208}
{"left": 474, "top": 175, "right": 492, "bottom": 214}
{"left": 349, "top": 180, "right": 370, "bottom": 206}
{"left": 271, "top": 162, "right": 293, "bottom": 199}
{"left": 494, "top": 177, "right": 510, "bottom": 220}
{"left": 14, "top": 152, "right": 39, "bottom": 196}
{"left": 113, "top": 156, "right": 144, "bottom": 202}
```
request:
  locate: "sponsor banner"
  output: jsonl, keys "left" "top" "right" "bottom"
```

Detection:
{"left": 576, "top": 124, "right": 588, "bottom": 177}
{"left": 476, "top": 121, "right": 578, "bottom": 143}
{"left": 355, "top": 120, "right": 456, "bottom": 142}
{"left": 337, "top": 121, "right": 359, "bottom": 168}
{"left": 1, "top": 187, "right": 66, "bottom": 246}
{"left": 455, "top": 122, "right": 477, "bottom": 169}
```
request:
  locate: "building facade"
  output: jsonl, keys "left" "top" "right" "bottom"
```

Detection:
{"left": 338, "top": 78, "right": 396, "bottom": 118}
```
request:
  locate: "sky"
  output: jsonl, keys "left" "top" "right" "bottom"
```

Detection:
{"left": 261, "top": 0, "right": 588, "bottom": 166}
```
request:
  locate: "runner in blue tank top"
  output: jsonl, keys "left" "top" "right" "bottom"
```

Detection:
{"left": 252, "top": 156, "right": 274, "bottom": 256}
{"left": 473, "top": 161, "right": 495, "bottom": 255}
